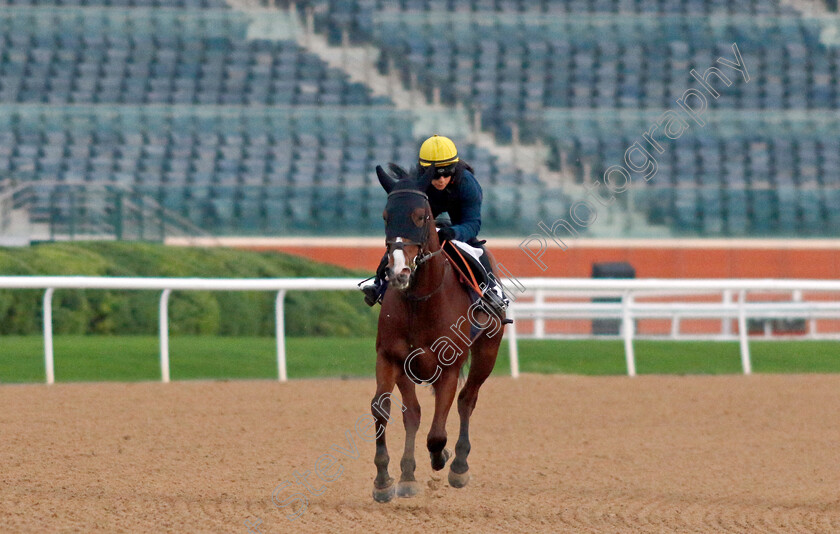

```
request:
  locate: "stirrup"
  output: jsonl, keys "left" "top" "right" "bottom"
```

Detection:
{"left": 478, "top": 299, "right": 513, "bottom": 324}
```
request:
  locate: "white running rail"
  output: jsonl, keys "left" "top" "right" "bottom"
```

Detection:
{"left": 0, "top": 277, "right": 359, "bottom": 385}
{"left": 508, "top": 278, "right": 840, "bottom": 377}
{"left": 1, "top": 277, "right": 839, "bottom": 383}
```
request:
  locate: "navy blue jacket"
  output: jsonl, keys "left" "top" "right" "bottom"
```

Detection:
{"left": 424, "top": 164, "right": 483, "bottom": 243}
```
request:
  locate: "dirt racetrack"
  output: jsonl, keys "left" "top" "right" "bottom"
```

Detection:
{"left": 2, "top": 374, "right": 839, "bottom": 533}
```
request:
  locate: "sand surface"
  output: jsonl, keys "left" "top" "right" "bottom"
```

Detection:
{"left": 1, "top": 374, "right": 839, "bottom": 533}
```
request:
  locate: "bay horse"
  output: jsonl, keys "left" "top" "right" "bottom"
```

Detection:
{"left": 369, "top": 163, "right": 507, "bottom": 502}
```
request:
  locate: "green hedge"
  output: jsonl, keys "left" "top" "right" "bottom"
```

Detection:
{"left": 0, "top": 242, "right": 378, "bottom": 337}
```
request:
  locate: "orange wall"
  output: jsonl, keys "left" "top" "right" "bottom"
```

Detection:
{"left": 230, "top": 240, "right": 840, "bottom": 336}
{"left": 246, "top": 244, "right": 840, "bottom": 279}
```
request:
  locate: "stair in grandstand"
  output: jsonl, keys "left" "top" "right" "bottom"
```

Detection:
{"left": 0, "top": 2, "right": 566, "bottom": 238}
{"left": 1, "top": 179, "right": 214, "bottom": 243}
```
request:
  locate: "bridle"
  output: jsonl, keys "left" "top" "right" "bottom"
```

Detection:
{"left": 386, "top": 239, "right": 445, "bottom": 269}
{"left": 385, "top": 189, "right": 447, "bottom": 299}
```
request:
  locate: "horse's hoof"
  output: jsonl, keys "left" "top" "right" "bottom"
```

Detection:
{"left": 431, "top": 448, "right": 452, "bottom": 471}
{"left": 372, "top": 481, "right": 396, "bottom": 503}
{"left": 448, "top": 468, "right": 470, "bottom": 488}
{"left": 397, "top": 480, "right": 422, "bottom": 498}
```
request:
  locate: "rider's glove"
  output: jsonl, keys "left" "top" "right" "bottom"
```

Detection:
{"left": 437, "top": 226, "right": 456, "bottom": 242}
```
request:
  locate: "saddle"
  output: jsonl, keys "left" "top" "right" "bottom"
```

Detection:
{"left": 442, "top": 239, "right": 513, "bottom": 327}
{"left": 442, "top": 240, "right": 489, "bottom": 298}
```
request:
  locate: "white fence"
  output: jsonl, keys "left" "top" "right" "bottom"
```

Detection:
{"left": 0, "top": 276, "right": 358, "bottom": 385}
{"left": 506, "top": 278, "right": 840, "bottom": 378}
{"left": 1, "top": 276, "right": 839, "bottom": 384}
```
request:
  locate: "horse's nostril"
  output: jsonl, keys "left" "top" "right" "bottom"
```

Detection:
{"left": 401, "top": 268, "right": 411, "bottom": 276}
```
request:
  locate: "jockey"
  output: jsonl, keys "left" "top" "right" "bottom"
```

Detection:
{"left": 361, "top": 135, "right": 509, "bottom": 315}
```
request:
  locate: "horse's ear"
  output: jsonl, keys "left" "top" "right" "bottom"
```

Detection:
{"left": 387, "top": 163, "right": 408, "bottom": 180}
{"left": 376, "top": 165, "right": 397, "bottom": 193}
{"left": 416, "top": 165, "right": 434, "bottom": 191}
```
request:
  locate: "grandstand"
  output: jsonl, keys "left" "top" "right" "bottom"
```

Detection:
{"left": 3, "top": 5, "right": 840, "bottom": 529}
{"left": 0, "top": 0, "right": 838, "bottom": 241}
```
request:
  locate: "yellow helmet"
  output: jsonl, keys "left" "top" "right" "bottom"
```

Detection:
{"left": 418, "top": 135, "right": 459, "bottom": 167}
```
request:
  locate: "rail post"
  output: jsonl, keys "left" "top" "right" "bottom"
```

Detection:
{"left": 670, "top": 314, "right": 680, "bottom": 339}
{"left": 507, "top": 306, "right": 520, "bottom": 378}
{"left": 737, "top": 290, "right": 752, "bottom": 375}
{"left": 795, "top": 290, "right": 817, "bottom": 339}
{"left": 722, "top": 289, "right": 733, "bottom": 336}
{"left": 534, "top": 289, "right": 545, "bottom": 338}
{"left": 159, "top": 289, "right": 171, "bottom": 383}
{"left": 622, "top": 291, "right": 636, "bottom": 377}
{"left": 43, "top": 288, "right": 55, "bottom": 385}
{"left": 276, "top": 290, "right": 288, "bottom": 382}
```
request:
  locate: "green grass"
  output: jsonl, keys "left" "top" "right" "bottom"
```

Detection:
{"left": 0, "top": 336, "right": 379, "bottom": 383}
{"left": 1, "top": 336, "right": 838, "bottom": 384}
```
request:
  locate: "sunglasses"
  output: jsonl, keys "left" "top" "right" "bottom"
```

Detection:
{"left": 434, "top": 165, "right": 455, "bottom": 178}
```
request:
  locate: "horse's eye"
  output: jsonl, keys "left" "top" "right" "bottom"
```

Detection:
{"left": 412, "top": 211, "right": 425, "bottom": 227}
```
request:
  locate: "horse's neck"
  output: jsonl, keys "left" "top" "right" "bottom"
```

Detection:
{"left": 410, "top": 242, "right": 447, "bottom": 297}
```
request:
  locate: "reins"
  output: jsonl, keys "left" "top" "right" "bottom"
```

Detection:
{"left": 415, "top": 247, "right": 445, "bottom": 266}
{"left": 398, "top": 236, "right": 449, "bottom": 302}
{"left": 443, "top": 243, "right": 485, "bottom": 297}
{"left": 404, "top": 259, "right": 450, "bottom": 302}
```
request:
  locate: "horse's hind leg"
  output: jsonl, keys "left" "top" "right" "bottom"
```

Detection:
{"left": 449, "top": 334, "right": 501, "bottom": 488}
{"left": 395, "top": 374, "right": 422, "bottom": 498}
{"left": 427, "top": 369, "right": 458, "bottom": 471}
{"left": 371, "top": 357, "right": 399, "bottom": 503}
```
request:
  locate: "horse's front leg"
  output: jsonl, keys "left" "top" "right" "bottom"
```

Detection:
{"left": 371, "top": 356, "right": 398, "bottom": 503}
{"left": 396, "top": 374, "right": 422, "bottom": 498}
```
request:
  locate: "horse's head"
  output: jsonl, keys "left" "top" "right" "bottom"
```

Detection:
{"left": 377, "top": 163, "right": 439, "bottom": 290}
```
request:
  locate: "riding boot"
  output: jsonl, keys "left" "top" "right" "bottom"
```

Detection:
{"left": 483, "top": 280, "right": 511, "bottom": 320}
{"left": 361, "top": 253, "right": 389, "bottom": 307}
{"left": 484, "top": 278, "right": 513, "bottom": 324}
{"left": 476, "top": 246, "right": 512, "bottom": 322}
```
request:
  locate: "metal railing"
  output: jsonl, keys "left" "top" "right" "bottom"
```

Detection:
{"left": 1, "top": 277, "right": 838, "bottom": 384}
{"left": 0, "top": 276, "right": 359, "bottom": 385}
{"left": 506, "top": 278, "right": 840, "bottom": 377}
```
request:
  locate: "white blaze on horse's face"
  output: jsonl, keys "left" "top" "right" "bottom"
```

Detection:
{"left": 388, "top": 237, "right": 419, "bottom": 290}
